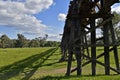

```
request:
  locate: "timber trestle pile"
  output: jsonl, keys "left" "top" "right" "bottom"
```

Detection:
{"left": 61, "top": 0, "right": 120, "bottom": 76}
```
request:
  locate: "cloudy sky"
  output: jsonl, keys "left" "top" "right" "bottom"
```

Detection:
{"left": 0, "top": 0, "right": 120, "bottom": 41}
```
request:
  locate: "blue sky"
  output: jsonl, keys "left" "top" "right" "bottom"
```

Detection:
{"left": 0, "top": 0, "right": 120, "bottom": 41}
{"left": 0, "top": 0, "right": 70, "bottom": 41}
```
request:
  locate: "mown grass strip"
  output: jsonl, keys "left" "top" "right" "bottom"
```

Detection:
{"left": 0, "top": 47, "right": 58, "bottom": 80}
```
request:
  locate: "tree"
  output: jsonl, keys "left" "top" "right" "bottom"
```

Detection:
{"left": 0, "top": 35, "right": 11, "bottom": 48}
{"left": 0, "top": 34, "right": 60, "bottom": 48}
{"left": 28, "top": 39, "right": 40, "bottom": 47}
{"left": 112, "top": 12, "right": 120, "bottom": 25}
{"left": 112, "top": 12, "right": 120, "bottom": 44}
{"left": 39, "top": 34, "right": 48, "bottom": 47}
{"left": 10, "top": 39, "right": 17, "bottom": 48}
{"left": 0, "top": 39, "right": 2, "bottom": 48}
{"left": 16, "top": 34, "right": 27, "bottom": 48}
{"left": 44, "top": 41, "right": 60, "bottom": 47}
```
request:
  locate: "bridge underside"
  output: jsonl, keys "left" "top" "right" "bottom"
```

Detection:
{"left": 61, "top": 0, "right": 120, "bottom": 76}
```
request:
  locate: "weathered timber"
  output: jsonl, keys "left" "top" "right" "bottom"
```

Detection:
{"left": 90, "top": 18, "right": 96, "bottom": 76}
{"left": 61, "top": 0, "right": 120, "bottom": 76}
{"left": 103, "top": 17, "right": 110, "bottom": 75}
{"left": 109, "top": 21, "right": 120, "bottom": 73}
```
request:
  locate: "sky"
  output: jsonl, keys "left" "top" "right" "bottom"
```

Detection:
{"left": 0, "top": 0, "right": 120, "bottom": 41}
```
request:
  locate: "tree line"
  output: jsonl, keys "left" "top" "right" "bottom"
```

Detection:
{"left": 0, "top": 34, "right": 60, "bottom": 48}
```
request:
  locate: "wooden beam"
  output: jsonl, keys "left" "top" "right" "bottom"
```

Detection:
{"left": 67, "top": 13, "right": 113, "bottom": 19}
{"left": 74, "top": 17, "right": 113, "bottom": 42}
{"left": 109, "top": 21, "right": 120, "bottom": 73}
{"left": 75, "top": 19, "right": 82, "bottom": 76}
{"left": 96, "top": 37, "right": 104, "bottom": 41}
{"left": 103, "top": 18, "right": 110, "bottom": 75}
{"left": 96, "top": 60, "right": 120, "bottom": 74}
{"left": 66, "top": 52, "right": 73, "bottom": 76}
{"left": 90, "top": 18, "right": 96, "bottom": 76}
{"left": 96, "top": 47, "right": 113, "bottom": 59}
{"left": 71, "top": 60, "right": 91, "bottom": 73}
{"left": 84, "top": 34, "right": 90, "bottom": 57}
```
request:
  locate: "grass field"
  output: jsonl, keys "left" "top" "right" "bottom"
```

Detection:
{"left": 0, "top": 47, "right": 120, "bottom": 80}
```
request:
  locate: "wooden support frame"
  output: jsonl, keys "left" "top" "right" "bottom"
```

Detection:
{"left": 63, "top": 0, "right": 120, "bottom": 76}
{"left": 71, "top": 46, "right": 120, "bottom": 74}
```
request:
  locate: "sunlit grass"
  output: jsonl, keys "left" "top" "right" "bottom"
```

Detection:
{"left": 0, "top": 47, "right": 120, "bottom": 80}
{"left": 0, "top": 47, "right": 53, "bottom": 67}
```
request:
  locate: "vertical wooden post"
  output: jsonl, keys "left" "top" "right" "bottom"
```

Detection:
{"left": 113, "top": 46, "right": 120, "bottom": 74}
{"left": 109, "top": 21, "right": 120, "bottom": 73}
{"left": 75, "top": 48, "right": 82, "bottom": 76}
{"left": 66, "top": 51, "right": 73, "bottom": 76}
{"left": 84, "top": 35, "right": 90, "bottom": 57}
{"left": 66, "top": 52, "right": 73, "bottom": 76}
{"left": 90, "top": 18, "right": 96, "bottom": 76}
{"left": 100, "top": 0, "right": 104, "bottom": 7}
{"left": 103, "top": 18, "right": 110, "bottom": 75}
{"left": 66, "top": 18, "right": 75, "bottom": 76}
{"left": 75, "top": 19, "right": 82, "bottom": 76}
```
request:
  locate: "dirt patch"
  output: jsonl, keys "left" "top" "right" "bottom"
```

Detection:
{"left": 34, "top": 68, "right": 67, "bottom": 76}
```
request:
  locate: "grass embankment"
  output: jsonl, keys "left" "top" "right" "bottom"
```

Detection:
{"left": 0, "top": 47, "right": 120, "bottom": 80}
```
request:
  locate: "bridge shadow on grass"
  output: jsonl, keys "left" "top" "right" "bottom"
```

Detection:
{"left": 34, "top": 75, "right": 96, "bottom": 80}
{"left": 39, "top": 74, "right": 119, "bottom": 80}
{"left": 0, "top": 48, "right": 58, "bottom": 80}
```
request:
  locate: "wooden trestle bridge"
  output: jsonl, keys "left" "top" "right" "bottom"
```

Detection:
{"left": 61, "top": 0, "right": 120, "bottom": 76}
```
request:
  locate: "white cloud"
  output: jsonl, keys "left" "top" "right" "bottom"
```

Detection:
{"left": 58, "top": 13, "right": 66, "bottom": 21}
{"left": 47, "top": 34, "right": 61, "bottom": 41}
{"left": 112, "top": 5, "right": 120, "bottom": 13}
{"left": 112, "top": 6, "right": 120, "bottom": 13}
{"left": 0, "top": 0, "right": 53, "bottom": 36}
{"left": 25, "top": 0, "right": 53, "bottom": 14}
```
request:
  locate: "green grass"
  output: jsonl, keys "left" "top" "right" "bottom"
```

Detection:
{"left": 0, "top": 48, "right": 53, "bottom": 67}
{"left": 0, "top": 47, "right": 120, "bottom": 80}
